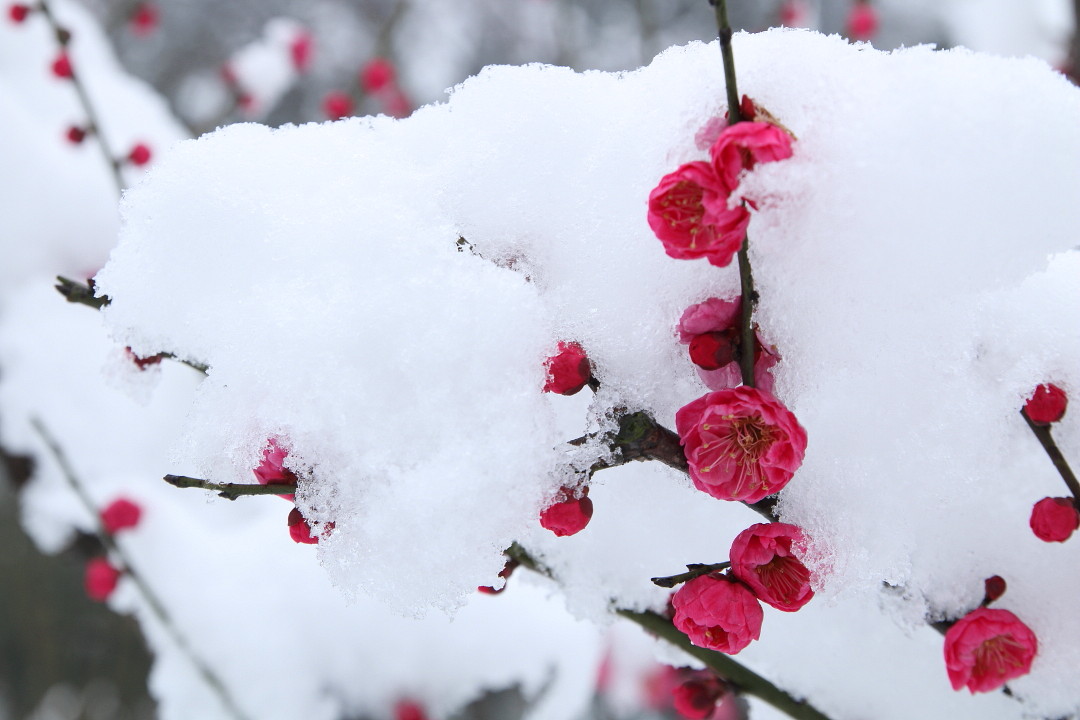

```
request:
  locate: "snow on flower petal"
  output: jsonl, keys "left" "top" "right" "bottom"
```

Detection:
{"left": 287, "top": 507, "right": 319, "bottom": 544}
{"left": 944, "top": 607, "right": 1037, "bottom": 693}
{"left": 1029, "top": 497, "right": 1079, "bottom": 543}
{"left": 648, "top": 161, "right": 749, "bottom": 268}
{"left": 253, "top": 438, "right": 297, "bottom": 500}
{"left": 729, "top": 522, "right": 814, "bottom": 611}
{"left": 675, "top": 387, "right": 807, "bottom": 503}
{"left": 672, "top": 574, "right": 763, "bottom": 655}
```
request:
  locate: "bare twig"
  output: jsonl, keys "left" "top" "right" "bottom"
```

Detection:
{"left": 56, "top": 275, "right": 109, "bottom": 309}
{"left": 164, "top": 474, "right": 295, "bottom": 500}
{"left": 651, "top": 561, "right": 730, "bottom": 588}
{"left": 29, "top": 418, "right": 253, "bottom": 720}
{"left": 1021, "top": 409, "right": 1080, "bottom": 503}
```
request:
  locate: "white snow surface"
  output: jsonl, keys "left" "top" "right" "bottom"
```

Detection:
{"left": 19, "top": 25, "right": 1080, "bottom": 720}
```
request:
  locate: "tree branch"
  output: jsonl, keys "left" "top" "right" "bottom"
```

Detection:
{"left": 163, "top": 475, "right": 295, "bottom": 500}
{"left": 618, "top": 610, "right": 835, "bottom": 720}
{"left": 1021, "top": 409, "right": 1080, "bottom": 503}
{"left": 36, "top": 0, "right": 126, "bottom": 197}
{"left": 651, "top": 561, "right": 730, "bottom": 588}
{"left": 29, "top": 418, "right": 252, "bottom": 720}
{"left": 56, "top": 275, "right": 109, "bottom": 309}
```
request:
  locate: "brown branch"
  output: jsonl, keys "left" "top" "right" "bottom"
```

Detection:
{"left": 1021, "top": 409, "right": 1080, "bottom": 503}
{"left": 56, "top": 275, "right": 109, "bottom": 309}
{"left": 651, "top": 561, "right": 730, "bottom": 588}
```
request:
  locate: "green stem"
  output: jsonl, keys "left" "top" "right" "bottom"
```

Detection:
{"left": 29, "top": 418, "right": 253, "bottom": 720}
{"left": 619, "top": 610, "right": 834, "bottom": 720}
{"left": 164, "top": 474, "right": 296, "bottom": 500}
{"left": 736, "top": 242, "right": 758, "bottom": 388}
{"left": 56, "top": 275, "right": 109, "bottom": 309}
{"left": 1021, "top": 409, "right": 1080, "bottom": 503}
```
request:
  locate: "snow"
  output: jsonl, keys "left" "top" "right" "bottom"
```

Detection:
{"left": 5, "top": 5, "right": 1080, "bottom": 719}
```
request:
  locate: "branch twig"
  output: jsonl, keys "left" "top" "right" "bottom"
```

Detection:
{"left": 164, "top": 474, "right": 295, "bottom": 500}
{"left": 1021, "top": 409, "right": 1080, "bottom": 502}
{"left": 29, "top": 418, "right": 252, "bottom": 720}
{"left": 651, "top": 561, "right": 730, "bottom": 588}
{"left": 56, "top": 275, "right": 109, "bottom": 309}
{"left": 36, "top": 0, "right": 126, "bottom": 197}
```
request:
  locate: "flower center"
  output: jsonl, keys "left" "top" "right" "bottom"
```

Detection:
{"left": 755, "top": 555, "right": 809, "bottom": 603}
{"left": 972, "top": 634, "right": 1028, "bottom": 679}
{"left": 661, "top": 181, "right": 706, "bottom": 239}
{"left": 730, "top": 415, "right": 774, "bottom": 460}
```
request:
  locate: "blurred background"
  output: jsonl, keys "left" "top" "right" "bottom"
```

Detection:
{"left": 1, "top": 1, "right": 1077, "bottom": 718}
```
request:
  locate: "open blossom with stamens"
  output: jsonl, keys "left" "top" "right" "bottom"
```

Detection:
{"left": 710, "top": 121, "right": 794, "bottom": 197}
{"left": 944, "top": 608, "right": 1037, "bottom": 693}
{"left": 730, "top": 523, "right": 814, "bottom": 611}
{"left": 648, "top": 161, "right": 750, "bottom": 268}
{"left": 672, "top": 574, "right": 763, "bottom": 654}
{"left": 676, "top": 387, "right": 807, "bottom": 503}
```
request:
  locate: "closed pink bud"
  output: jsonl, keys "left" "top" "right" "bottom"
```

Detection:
{"left": 322, "top": 91, "right": 353, "bottom": 121}
{"left": 288, "top": 507, "right": 319, "bottom": 544}
{"left": 51, "top": 52, "right": 73, "bottom": 79}
{"left": 543, "top": 341, "right": 591, "bottom": 395}
{"left": 126, "top": 143, "right": 152, "bottom": 166}
{"left": 100, "top": 497, "right": 142, "bottom": 534}
{"left": 672, "top": 574, "right": 762, "bottom": 654}
{"left": 846, "top": 0, "right": 878, "bottom": 41}
{"left": 1030, "top": 497, "right": 1079, "bottom": 542}
{"left": 84, "top": 557, "right": 121, "bottom": 601}
{"left": 1024, "top": 383, "right": 1067, "bottom": 425}
{"left": 539, "top": 488, "right": 593, "bottom": 537}
{"left": 360, "top": 58, "right": 396, "bottom": 93}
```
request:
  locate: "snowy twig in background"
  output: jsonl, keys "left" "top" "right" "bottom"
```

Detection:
{"left": 29, "top": 417, "right": 254, "bottom": 720}
{"left": 1021, "top": 409, "right": 1080, "bottom": 503}
{"left": 163, "top": 473, "right": 298, "bottom": 500}
{"left": 36, "top": 0, "right": 126, "bottom": 196}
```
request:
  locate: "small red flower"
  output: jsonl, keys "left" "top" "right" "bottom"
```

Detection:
{"left": 730, "top": 523, "right": 814, "bottom": 611}
{"left": 66, "top": 125, "right": 87, "bottom": 144}
{"left": 254, "top": 439, "right": 297, "bottom": 500}
{"left": 846, "top": 0, "right": 878, "bottom": 41}
{"left": 289, "top": 31, "right": 313, "bottom": 72}
{"left": 677, "top": 297, "right": 780, "bottom": 393}
{"left": 126, "top": 143, "right": 152, "bottom": 166}
{"left": 51, "top": 52, "right": 73, "bottom": 79}
{"left": 322, "top": 91, "right": 353, "bottom": 121}
{"left": 85, "top": 557, "right": 121, "bottom": 601}
{"left": 672, "top": 673, "right": 727, "bottom": 719}
{"left": 1024, "top": 383, "right": 1067, "bottom": 425}
{"left": 709, "top": 121, "right": 794, "bottom": 197}
{"left": 128, "top": 3, "right": 158, "bottom": 36}
{"left": 676, "top": 387, "right": 807, "bottom": 503}
{"left": 287, "top": 507, "right": 320, "bottom": 544}
{"left": 539, "top": 487, "right": 593, "bottom": 537}
{"left": 672, "top": 574, "right": 763, "bottom": 654}
{"left": 648, "top": 161, "right": 750, "bottom": 268}
{"left": 983, "top": 576, "right": 1007, "bottom": 604}
{"left": 394, "top": 700, "right": 428, "bottom": 720}
{"left": 360, "top": 57, "right": 396, "bottom": 93}
{"left": 944, "top": 608, "right": 1037, "bottom": 693}
{"left": 779, "top": 0, "right": 809, "bottom": 27}
{"left": 1029, "top": 497, "right": 1079, "bottom": 542}
{"left": 543, "top": 341, "right": 592, "bottom": 395}
{"left": 8, "top": 3, "right": 30, "bottom": 23}
{"left": 381, "top": 88, "right": 412, "bottom": 119}
{"left": 100, "top": 497, "right": 142, "bottom": 534}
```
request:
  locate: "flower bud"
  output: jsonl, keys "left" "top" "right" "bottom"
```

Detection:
{"left": 101, "top": 497, "right": 142, "bottom": 534}
{"left": 1030, "top": 496, "right": 1079, "bottom": 542}
{"left": 84, "top": 557, "right": 121, "bottom": 601}
{"left": 539, "top": 488, "right": 593, "bottom": 537}
{"left": 1024, "top": 383, "right": 1067, "bottom": 425}
{"left": 288, "top": 507, "right": 319, "bottom": 544}
{"left": 51, "top": 52, "right": 73, "bottom": 79}
{"left": 542, "top": 341, "right": 591, "bottom": 395}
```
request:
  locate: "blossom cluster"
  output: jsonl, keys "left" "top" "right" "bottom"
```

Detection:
{"left": 83, "top": 496, "right": 143, "bottom": 602}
